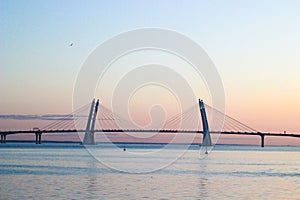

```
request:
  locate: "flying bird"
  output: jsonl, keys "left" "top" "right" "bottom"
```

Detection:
{"left": 69, "top": 43, "right": 73, "bottom": 47}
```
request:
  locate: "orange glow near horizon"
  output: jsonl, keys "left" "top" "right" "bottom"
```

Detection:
{"left": 128, "top": 85, "right": 181, "bottom": 128}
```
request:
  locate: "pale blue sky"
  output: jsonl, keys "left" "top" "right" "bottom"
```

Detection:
{"left": 1, "top": 0, "right": 300, "bottom": 132}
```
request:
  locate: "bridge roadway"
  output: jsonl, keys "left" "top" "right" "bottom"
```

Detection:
{"left": 1, "top": 129, "right": 300, "bottom": 147}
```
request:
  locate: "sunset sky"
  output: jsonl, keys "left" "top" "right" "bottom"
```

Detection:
{"left": 1, "top": 0, "right": 300, "bottom": 143}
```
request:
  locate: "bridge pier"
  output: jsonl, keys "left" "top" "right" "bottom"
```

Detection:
{"left": 35, "top": 133, "right": 42, "bottom": 144}
{"left": 260, "top": 134, "right": 265, "bottom": 148}
{"left": 1, "top": 134, "right": 7, "bottom": 144}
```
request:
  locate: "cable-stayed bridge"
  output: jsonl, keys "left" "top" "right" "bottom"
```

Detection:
{"left": 0, "top": 99, "right": 299, "bottom": 147}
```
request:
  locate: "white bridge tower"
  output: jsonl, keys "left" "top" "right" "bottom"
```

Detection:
{"left": 83, "top": 99, "right": 99, "bottom": 145}
{"left": 198, "top": 99, "right": 212, "bottom": 152}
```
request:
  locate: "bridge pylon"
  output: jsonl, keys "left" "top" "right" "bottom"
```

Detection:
{"left": 198, "top": 99, "right": 212, "bottom": 151}
{"left": 83, "top": 99, "right": 99, "bottom": 145}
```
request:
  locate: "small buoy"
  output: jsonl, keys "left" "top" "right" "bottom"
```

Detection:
{"left": 123, "top": 146, "right": 126, "bottom": 151}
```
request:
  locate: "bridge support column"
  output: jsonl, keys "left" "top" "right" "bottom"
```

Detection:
{"left": 198, "top": 99, "right": 212, "bottom": 153}
{"left": 1, "top": 134, "right": 7, "bottom": 144}
{"left": 83, "top": 99, "right": 99, "bottom": 145}
{"left": 35, "top": 133, "right": 42, "bottom": 144}
{"left": 38, "top": 133, "right": 42, "bottom": 144}
{"left": 35, "top": 133, "right": 38, "bottom": 144}
{"left": 260, "top": 134, "right": 265, "bottom": 148}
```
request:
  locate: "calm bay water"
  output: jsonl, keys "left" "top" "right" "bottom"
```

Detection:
{"left": 1, "top": 143, "right": 300, "bottom": 199}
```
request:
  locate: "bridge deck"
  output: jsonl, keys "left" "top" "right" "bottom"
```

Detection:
{"left": 1, "top": 129, "right": 299, "bottom": 147}
{"left": 0, "top": 129, "right": 299, "bottom": 138}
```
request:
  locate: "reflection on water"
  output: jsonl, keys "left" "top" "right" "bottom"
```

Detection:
{"left": 0, "top": 143, "right": 300, "bottom": 199}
